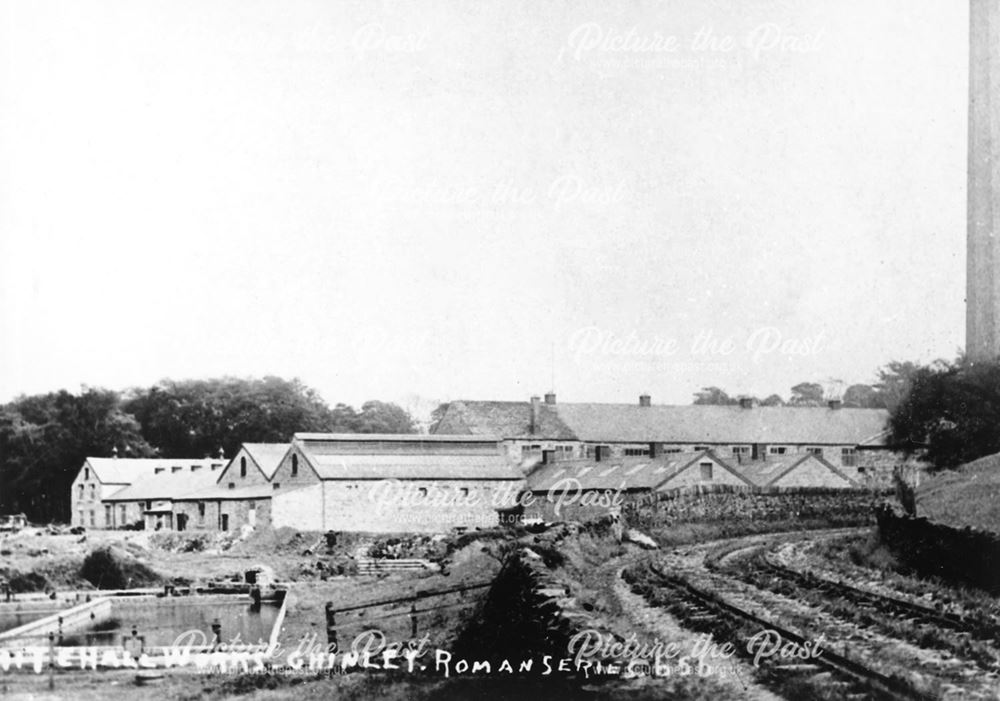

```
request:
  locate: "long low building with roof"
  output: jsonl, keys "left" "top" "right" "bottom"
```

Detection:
{"left": 71, "top": 454, "right": 227, "bottom": 529}
{"left": 433, "top": 393, "right": 909, "bottom": 483}
{"left": 268, "top": 433, "right": 525, "bottom": 533}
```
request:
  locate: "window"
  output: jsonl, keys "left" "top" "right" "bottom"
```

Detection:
{"left": 190, "top": 465, "right": 201, "bottom": 472}
{"left": 841, "top": 448, "right": 857, "bottom": 467}
{"left": 119, "top": 505, "right": 126, "bottom": 523}
{"left": 662, "top": 447, "right": 682, "bottom": 454}
{"left": 89, "top": 484, "right": 96, "bottom": 500}
{"left": 171, "top": 466, "right": 182, "bottom": 473}
{"left": 154, "top": 467, "right": 165, "bottom": 474}
{"left": 240, "top": 457, "right": 247, "bottom": 478}
{"left": 104, "top": 504, "right": 112, "bottom": 525}
{"left": 78, "top": 485, "right": 84, "bottom": 500}
{"left": 291, "top": 454, "right": 298, "bottom": 476}
{"left": 699, "top": 462, "right": 714, "bottom": 480}
{"left": 806, "top": 447, "right": 823, "bottom": 456}
{"left": 460, "top": 487, "right": 469, "bottom": 498}
{"left": 198, "top": 502, "right": 206, "bottom": 518}
{"left": 694, "top": 446, "right": 709, "bottom": 451}
{"left": 272, "top": 483, "right": 281, "bottom": 490}
{"left": 624, "top": 447, "right": 650, "bottom": 457}
{"left": 768, "top": 446, "right": 787, "bottom": 455}
{"left": 731, "top": 446, "right": 750, "bottom": 456}
{"left": 78, "top": 510, "right": 84, "bottom": 525}
{"left": 89, "top": 511, "right": 96, "bottom": 527}
{"left": 146, "top": 500, "right": 152, "bottom": 510}
{"left": 84, "top": 468, "right": 89, "bottom": 480}
{"left": 521, "top": 444, "right": 542, "bottom": 457}
{"left": 228, "top": 482, "right": 235, "bottom": 490}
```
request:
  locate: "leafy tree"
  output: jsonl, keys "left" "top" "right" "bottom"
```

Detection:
{"left": 0, "top": 389, "right": 155, "bottom": 522}
{"left": 124, "top": 377, "right": 343, "bottom": 458}
{"left": 789, "top": 382, "right": 825, "bottom": 406}
{"left": 354, "top": 400, "right": 417, "bottom": 434}
{"left": 692, "top": 387, "right": 737, "bottom": 405}
{"left": 429, "top": 402, "right": 451, "bottom": 434}
{"left": 889, "top": 357, "right": 1000, "bottom": 470}
{"left": 873, "top": 360, "right": 923, "bottom": 412}
{"left": 760, "top": 394, "right": 785, "bottom": 406}
{"left": 843, "top": 383, "right": 885, "bottom": 409}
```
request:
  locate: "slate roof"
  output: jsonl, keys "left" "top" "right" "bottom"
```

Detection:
{"left": 241, "top": 443, "right": 289, "bottom": 479}
{"left": 289, "top": 433, "right": 521, "bottom": 481}
{"left": 84, "top": 457, "right": 225, "bottom": 485}
{"left": 104, "top": 463, "right": 224, "bottom": 501}
{"left": 433, "top": 400, "right": 890, "bottom": 446}
{"left": 738, "top": 454, "right": 856, "bottom": 487}
{"left": 177, "top": 482, "right": 275, "bottom": 501}
{"left": 526, "top": 450, "right": 746, "bottom": 492}
{"left": 432, "top": 401, "right": 577, "bottom": 440}
{"left": 301, "top": 453, "right": 523, "bottom": 481}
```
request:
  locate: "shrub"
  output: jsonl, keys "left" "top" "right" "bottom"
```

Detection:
{"left": 80, "top": 548, "right": 161, "bottom": 589}
{"left": 80, "top": 548, "right": 127, "bottom": 589}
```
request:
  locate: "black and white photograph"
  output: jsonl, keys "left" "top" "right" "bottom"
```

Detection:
{"left": 0, "top": 1, "right": 998, "bottom": 699}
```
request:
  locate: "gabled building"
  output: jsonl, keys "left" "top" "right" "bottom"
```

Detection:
{"left": 523, "top": 449, "right": 749, "bottom": 520}
{"left": 215, "top": 443, "right": 289, "bottom": 488}
{"left": 433, "top": 394, "right": 899, "bottom": 481}
{"left": 268, "top": 433, "right": 525, "bottom": 533}
{"left": 70, "top": 456, "right": 225, "bottom": 529}
{"left": 739, "top": 453, "right": 858, "bottom": 489}
{"left": 102, "top": 462, "right": 226, "bottom": 530}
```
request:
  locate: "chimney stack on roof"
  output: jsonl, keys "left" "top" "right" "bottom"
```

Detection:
{"left": 217, "top": 446, "right": 225, "bottom": 460}
{"left": 639, "top": 394, "right": 651, "bottom": 407}
{"left": 544, "top": 392, "right": 556, "bottom": 405}
{"left": 112, "top": 446, "right": 118, "bottom": 459}
{"left": 529, "top": 396, "right": 541, "bottom": 435}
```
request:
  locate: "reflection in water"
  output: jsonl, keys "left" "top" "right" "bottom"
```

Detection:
{"left": 71, "top": 599, "right": 279, "bottom": 647}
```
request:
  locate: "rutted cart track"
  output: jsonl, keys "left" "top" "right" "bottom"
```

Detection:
{"left": 625, "top": 529, "right": 1000, "bottom": 701}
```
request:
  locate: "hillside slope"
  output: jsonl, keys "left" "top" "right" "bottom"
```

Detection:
{"left": 917, "top": 452, "right": 1000, "bottom": 532}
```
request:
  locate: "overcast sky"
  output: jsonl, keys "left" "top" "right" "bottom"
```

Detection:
{"left": 0, "top": 0, "right": 968, "bottom": 414}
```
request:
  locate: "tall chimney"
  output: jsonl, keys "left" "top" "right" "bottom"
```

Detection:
{"left": 544, "top": 392, "right": 556, "bottom": 405}
{"left": 529, "top": 396, "right": 541, "bottom": 435}
{"left": 639, "top": 394, "right": 651, "bottom": 407}
{"left": 967, "top": 0, "right": 1000, "bottom": 362}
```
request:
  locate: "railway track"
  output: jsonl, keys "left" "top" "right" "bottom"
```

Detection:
{"left": 753, "top": 556, "right": 1000, "bottom": 644}
{"left": 631, "top": 562, "right": 933, "bottom": 701}
{"left": 633, "top": 530, "right": 1000, "bottom": 700}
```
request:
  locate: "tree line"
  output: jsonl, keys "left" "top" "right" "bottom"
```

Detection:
{"left": 693, "top": 357, "right": 1000, "bottom": 472}
{"left": 0, "top": 377, "right": 415, "bottom": 522}
{"left": 691, "top": 361, "right": 921, "bottom": 410}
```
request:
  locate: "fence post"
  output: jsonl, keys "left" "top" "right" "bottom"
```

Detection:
{"left": 48, "top": 632, "right": 54, "bottom": 690}
{"left": 410, "top": 601, "right": 418, "bottom": 638}
{"left": 325, "top": 604, "right": 338, "bottom": 651}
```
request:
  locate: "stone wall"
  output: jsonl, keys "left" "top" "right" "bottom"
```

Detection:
{"left": 625, "top": 485, "right": 882, "bottom": 529}
{"left": 875, "top": 504, "right": 1000, "bottom": 593}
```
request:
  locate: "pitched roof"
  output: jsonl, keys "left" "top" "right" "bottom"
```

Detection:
{"left": 526, "top": 450, "right": 741, "bottom": 492}
{"left": 738, "top": 453, "right": 856, "bottom": 487}
{"left": 436, "top": 400, "right": 890, "bottom": 446}
{"left": 241, "top": 443, "right": 289, "bottom": 479}
{"left": 104, "top": 463, "right": 223, "bottom": 501}
{"left": 432, "top": 401, "right": 577, "bottom": 440}
{"left": 176, "top": 482, "right": 275, "bottom": 501}
{"left": 84, "top": 457, "right": 225, "bottom": 485}
{"left": 301, "top": 453, "right": 523, "bottom": 481}
{"left": 556, "top": 403, "right": 889, "bottom": 444}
